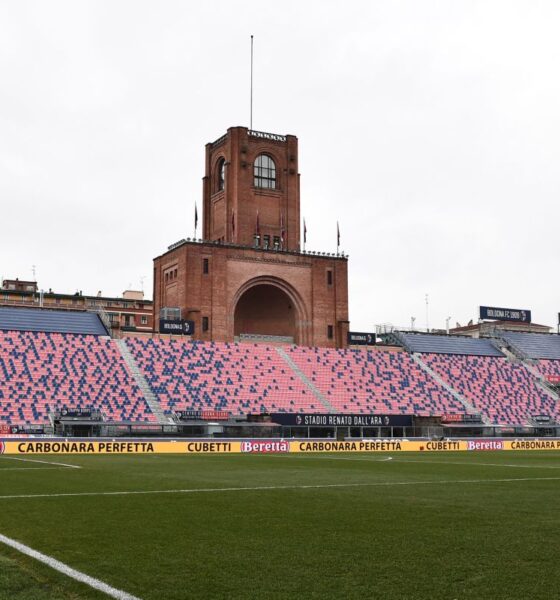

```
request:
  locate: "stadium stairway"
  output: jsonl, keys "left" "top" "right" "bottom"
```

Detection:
{"left": 493, "top": 340, "right": 560, "bottom": 402}
{"left": 115, "top": 339, "right": 171, "bottom": 424}
{"left": 389, "top": 331, "right": 413, "bottom": 352}
{"left": 409, "top": 353, "right": 489, "bottom": 424}
{"left": 275, "top": 346, "right": 336, "bottom": 412}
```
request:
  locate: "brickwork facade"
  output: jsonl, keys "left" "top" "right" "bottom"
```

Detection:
{"left": 153, "top": 127, "right": 349, "bottom": 348}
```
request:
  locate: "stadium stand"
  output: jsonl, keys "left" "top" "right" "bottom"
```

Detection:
{"left": 286, "top": 346, "right": 466, "bottom": 415}
{"left": 500, "top": 332, "right": 560, "bottom": 360}
{"left": 1, "top": 324, "right": 557, "bottom": 427}
{"left": 421, "top": 353, "right": 559, "bottom": 425}
{"left": 398, "top": 332, "right": 504, "bottom": 357}
{"left": 0, "top": 306, "right": 107, "bottom": 336}
{"left": 534, "top": 359, "right": 560, "bottom": 381}
{"left": 0, "top": 331, "right": 154, "bottom": 424}
{"left": 125, "top": 338, "right": 322, "bottom": 415}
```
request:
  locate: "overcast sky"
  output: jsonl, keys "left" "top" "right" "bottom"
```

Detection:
{"left": 1, "top": 1, "right": 559, "bottom": 331}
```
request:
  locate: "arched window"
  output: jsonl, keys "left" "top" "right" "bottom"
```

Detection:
{"left": 254, "top": 154, "right": 276, "bottom": 189}
{"left": 217, "top": 158, "right": 225, "bottom": 191}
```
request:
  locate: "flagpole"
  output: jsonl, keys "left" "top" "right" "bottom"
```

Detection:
{"left": 194, "top": 202, "right": 198, "bottom": 239}
{"left": 250, "top": 35, "right": 254, "bottom": 130}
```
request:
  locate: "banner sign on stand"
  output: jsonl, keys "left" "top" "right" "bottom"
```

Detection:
{"left": 159, "top": 319, "right": 195, "bottom": 335}
{"left": 479, "top": 306, "right": 531, "bottom": 323}
{"left": 176, "top": 410, "right": 229, "bottom": 421}
{"left": 270, "top": 413, "right": 413, "bottom": 427}
{"left": 347, "top": 332, "right": 376, "bottom": 346}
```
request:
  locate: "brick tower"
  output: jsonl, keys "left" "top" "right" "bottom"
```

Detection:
{"left": 153, "top": 127, "right": 349, "bottom": 348}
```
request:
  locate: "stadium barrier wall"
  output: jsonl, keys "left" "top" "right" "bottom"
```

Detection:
{"left": 1, "top": 438, "right": 560, "bottom": 454}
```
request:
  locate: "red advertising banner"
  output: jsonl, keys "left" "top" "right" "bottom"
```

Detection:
{"left": 201, "top": 410, "right": 229, "bottom": 420}
{"left": 0, "top": 424, "right": 11, "bottom": 435}
{"left": 441, "top": 414, "right": 463, "bottom": 422}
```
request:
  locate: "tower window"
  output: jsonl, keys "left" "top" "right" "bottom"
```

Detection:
{"left": 254, "top": 154, "right": 276, "bottom": 189}
{"left": 202, "top": 316, "right": 209, "bottom": 332}
{"left": 263, "top": 235, "right": 270, "bottom": 250}
{"left": 217, "top": 158, "right": 225, "bottom": 191}
{"left": 327, "top": 325, "right": 334, "bottom": 340}
{"left": 203, "top": 258, "right": 209, "bottom": 274}
{"left": 327, "top": 270, "right": 333, "bottom": 285}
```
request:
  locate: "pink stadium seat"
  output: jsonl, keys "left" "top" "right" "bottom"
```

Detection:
{"left": 535, "top": 359, "right": 560, "bottom": 381}
{"left": 1, "top": 332, "right": 555, "bottom": 427}
{"left": 0, "top": 331, "right": 155, "bottom": 425}
{"left": 125, "top": 338, "right": 319, "bottom": 415}
{"left": 126, "top": 339, "right": 465, "bottom": 417}
{"left": 286, "top": 346, "right": 465, "bottom": 416}
{"left": 421, "top": 354, "right": 560, "bottom": 425}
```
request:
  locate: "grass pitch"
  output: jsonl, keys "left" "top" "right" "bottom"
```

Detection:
{"left": 1, "top": 451, "right": 560, "bottom": 599}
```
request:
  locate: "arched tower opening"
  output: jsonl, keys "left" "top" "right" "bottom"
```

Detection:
{"left": 234, "top": 283, "right": 297, "bottom": 342}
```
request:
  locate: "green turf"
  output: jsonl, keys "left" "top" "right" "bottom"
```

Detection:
{"left": 1, "top": 451, "right": 560, "bottom": 599}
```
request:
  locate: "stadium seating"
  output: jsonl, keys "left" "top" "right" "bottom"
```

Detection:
{"left": 1, "top": 328, "right": 557, "bottom": 427}
{"left": 535, "top": 359, "right": 560, "bottom": 381}
{"left": 0, "top": 331, "right": 154, "bottom": 424}
{"left": 399, "top": 332, "right": 503, "bottom": 357}
{"left": 0, "top": 307, "right": 107, "bottom": 336}
{"left": 125, "top": 338, "right": 321, "bottom": 415}
{"left": 286, "top": 347, "right": 466, "bottom": 416}
{"left": 421, "top": 353, "right": 559, "bottom": 424}
{"left": 500, "top": 332, "right": 560, "bottom": 360}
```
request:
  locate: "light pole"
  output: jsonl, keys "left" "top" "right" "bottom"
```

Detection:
{"left": 445, "top": 316, "right": 451, "bottom": 335}
{"left": 411, "top": 316, "right": 416, "bottom": 331}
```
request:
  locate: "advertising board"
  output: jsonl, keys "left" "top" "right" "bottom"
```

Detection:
{"left": 270, "top": 414, "right": 413, "bottom": 427}
{"left": 479, "top": 306, "right": 531, "bottom": 323}
{"left": 159, "top": 319, "right": 195, "bottom": 335}
{"left": 176, "top": 410, "right": 229, "bottom": 421}
{"left": 2, "top": 437, "right": 560, "bottom": 454}
{"left": 347, "top": 332, "right": 375, "bottom": 346}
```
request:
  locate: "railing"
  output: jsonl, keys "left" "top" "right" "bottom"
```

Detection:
{"left": 167, "top": 238, "right": 187, "bottom": 251}
{"left": 211, "top": 133, "right": 227, "bottom": 148}
{"left": 0, "top": 298, "right": 88, "bottom": 311}
{"left": 90, "top": 306, "right": 114, "bottom": 336}
{"left": 164, "top": 237, "right": 347, "bottom": 258}
{"left": 248, "top": 130, "right": 287, "bottom": 142}
{"left": 0, "top": 298, "right": 39, "bottom": 307}
{"left": 238, "top": 333, "right": 294, "bottom": 344}
{"left": 375, "top": 324, "right": 437, "bottom": 335}
{"left": 211, "top": 130, "right": 287, "bottom": 146}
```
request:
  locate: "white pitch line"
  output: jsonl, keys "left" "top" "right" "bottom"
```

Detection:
{"left": 0, "top": 476, "right": 559, "bottom": 501}
{"left": 0, "top": 532, "right": 141, "bottom": 600}
{"left": 0, "top": 467, "right": 77, "bottom": 472}
{"left": 395, "top": 458, "right": 560, "bottom": 470}
{"left": 291, "top": 455, "right": 560, "bottom": 470}
{"left": 0, "top": 456, "right": 81, "bottom": 469}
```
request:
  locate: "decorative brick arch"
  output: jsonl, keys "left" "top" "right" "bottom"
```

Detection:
{"left": 231, "top": 276, "right": 311, "bottom": 345}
